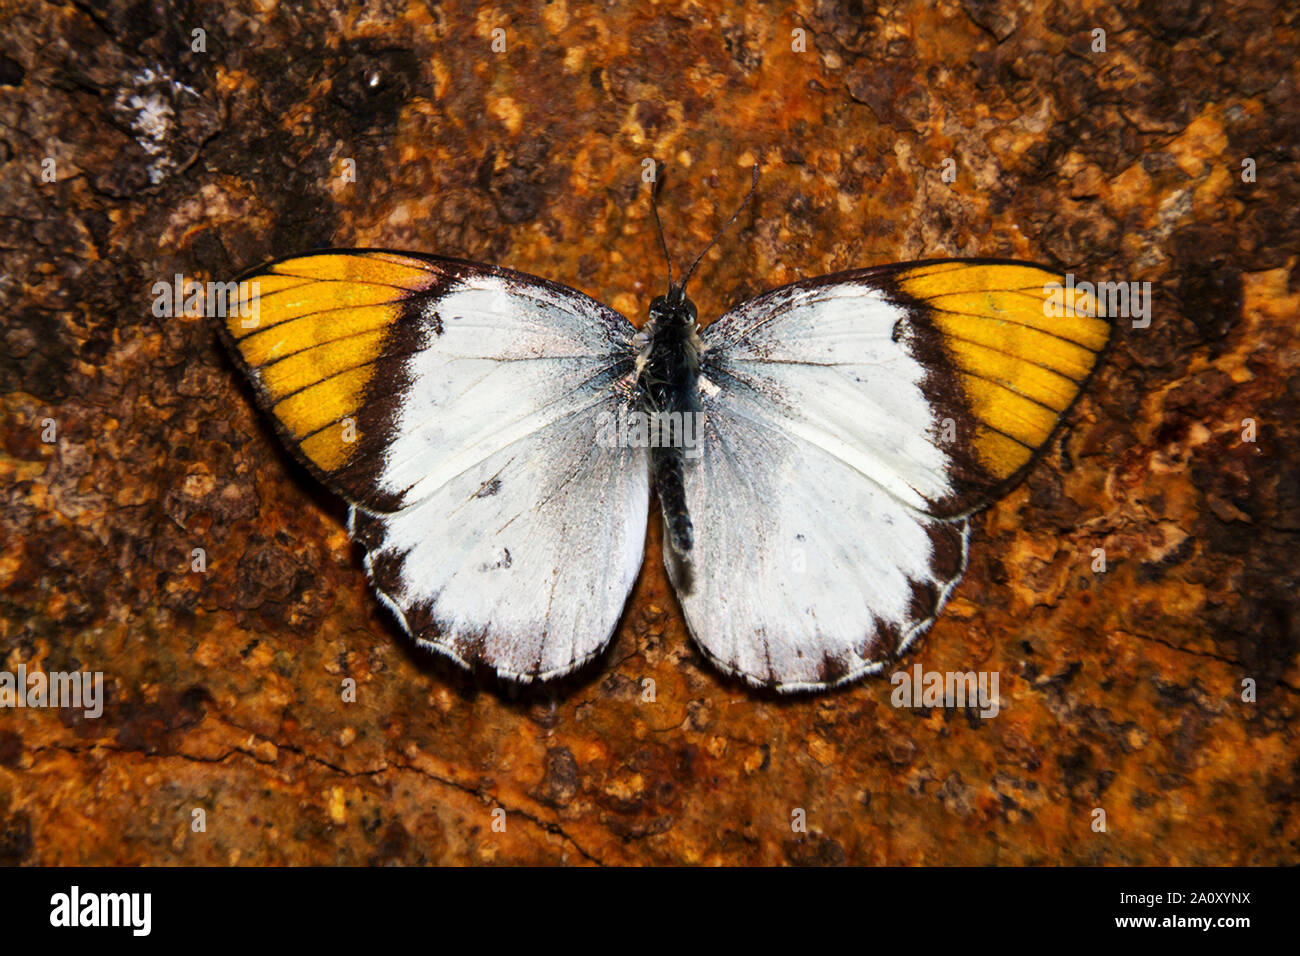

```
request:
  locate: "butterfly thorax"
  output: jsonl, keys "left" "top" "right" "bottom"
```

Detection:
{"left": 639, "top": 289, "right": 702, "bottom": 412}
{"left": 636, "top": 287, "right": 702, "bottom": 555}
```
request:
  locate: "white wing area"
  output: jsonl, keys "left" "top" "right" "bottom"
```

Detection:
{"left": 376, "top": 275, "right": 639, "bottom": 510}
{"left": 352, "top": 412, "right": 648, "bottom": 681}
{"left": 672, "top": 281, "right": 971, "bottom": 690}
{"left": 666, "top": 405, "right": 968, "bottom": 690}
{"left": 701, "top": 281, "right": 955, "bottom": 513}
{"left": 352, "top": 271, "right": 649, "bottom": 680}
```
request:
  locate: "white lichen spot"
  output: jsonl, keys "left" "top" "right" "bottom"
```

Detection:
{"left": 115, "top": 67, "right": 201, "bottom": 185}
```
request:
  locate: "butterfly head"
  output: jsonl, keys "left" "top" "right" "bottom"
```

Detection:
{"left": 649, "top": 285, "right": 698, "bottom": 326}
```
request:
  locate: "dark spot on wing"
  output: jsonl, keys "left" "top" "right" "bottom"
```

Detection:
{"left": 350, "top": 508, "right": 393, "bottom": 559}
{"left": 479, "top": 548, "right": 512, "bottom": 572}
{"left": 429, "top": 310, "right": 443, "bottom": 336}
{"left": 818, "top": 652, "right": 850, "bottom": 685}
{"left": 452, "top": 626, "right": 489, "bottom": 665}
{"left": 908, "top": 578, "right": 939, "bottom": 622}
{"left": 474, "top": 477, "right": 501, "bottom": 498}
{"left": 927, "top": 523, "right": 966, "bottom": 580}
{"left": 868, "top": 616, "right": 903, "bottom": 659}
{"left": 404, "top": 600, "right": 438, "bottom": 637}
{"left": 367, "top": 546, "right": 410, "bottom": 598}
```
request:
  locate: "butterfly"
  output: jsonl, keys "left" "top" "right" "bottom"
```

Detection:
{"left": 219, "top": 168, "right": 1110, "bottom": 692}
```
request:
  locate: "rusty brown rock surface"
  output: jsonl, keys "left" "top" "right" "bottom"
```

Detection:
{"left": 1, "top": 0, "right": 1298, "bottom": 865}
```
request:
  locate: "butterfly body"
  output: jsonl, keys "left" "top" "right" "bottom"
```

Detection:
{"left": 637, "top": 287, "right": 703, "bottom": 556}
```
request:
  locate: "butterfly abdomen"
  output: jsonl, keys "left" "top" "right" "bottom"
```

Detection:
{"left": 653, "top": 447, "right": 694, "bottom": 553}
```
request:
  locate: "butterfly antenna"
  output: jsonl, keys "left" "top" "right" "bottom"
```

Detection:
{"left": 649, "top": 162, "right": 674, "bottom": 290}
{"left": 679, "top": 163, "right": 760, "bottom": 293}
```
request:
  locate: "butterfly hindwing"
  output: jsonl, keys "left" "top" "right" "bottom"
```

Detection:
{"left": 665, "top": 400, "right": 972, "bottom": 691}
{"left": 346, "top": 411, "right": 649, "bottom": 682}
{"left": 674, "top": 259, "right": 1109, "bottom": 689}
{"left": 223, "top": 250, "right": 649, "bottom": 681}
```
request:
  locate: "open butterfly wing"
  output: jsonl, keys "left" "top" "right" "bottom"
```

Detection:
{"left": 672, "top": 259, "right": 1110, "bottom": 690}
{"left": 223, "top": 251, "right": 649, "bottom": 681}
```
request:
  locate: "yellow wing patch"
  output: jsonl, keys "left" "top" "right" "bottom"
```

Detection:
{"left": 898, "top": 262, "right": 1110, "bottom": 481}
{"left": 252, "top": 282, "right": 406, "bottom": 335}
{"left": 225, "top": 252, "right": 438, "bottom": 473}
{"left": 239, "top": 304, "right": 401, "bottom": 367}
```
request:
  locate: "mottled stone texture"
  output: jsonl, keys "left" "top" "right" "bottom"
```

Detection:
{"left": 0, "top": 0, "right": 1297, "bottom": 865}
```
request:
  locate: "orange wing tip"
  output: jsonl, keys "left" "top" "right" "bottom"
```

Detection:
{"left": 895, "top": 262, "right": 1109, "bottom": 481}
{"left": 273, "top": 363, "right": 376, "bottom": 440}
{"left": 220, "top": 253, "right": 444, "bottom": 475}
